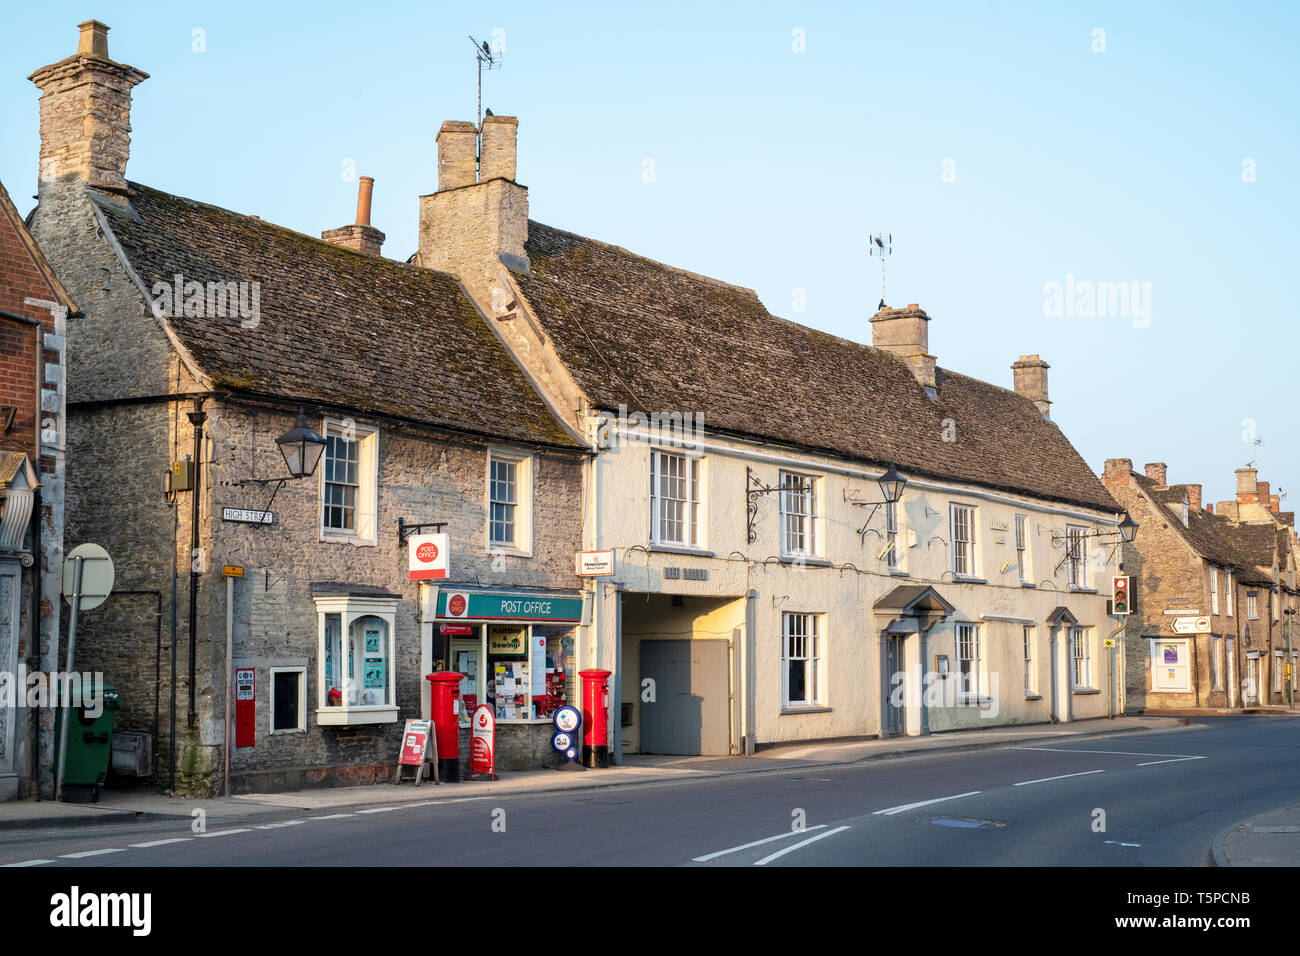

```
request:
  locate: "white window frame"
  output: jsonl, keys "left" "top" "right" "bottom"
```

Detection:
{"left": 313, "top": 592, "right": 400, "bottom": 726}
{"left": 1151, "top": 637, "right": 1191, "bottom": 693}
{"left": 1066, "top": 525, "right": 1088, "bottom": 588}
{"left": 1273, "top": 589, "right": 1280, "bottom": 621}
{"left": 779, "top": 471, "right": 819, "bottom": 559}
{"left": 269, "top": 666, "right": 307, "bottom": 734}
{"left": 1274, "top": 650, "right": 1284, "bottom": 694}
{"left": 884, "top": 500, "right": 901, "bottom": 570}
{"left": 956, "top": 622, "right": 984, "bottom": 701}
{"left": 1015, "top": 514, "right": 1029, "bottom": 583}
{"left": 1023, "top": 625, "right": 1037, "bottom": 696}
{"left": 781, "top": 612, "right": 824, "bottom": 709}
{"left": 1211, "top": 636, "right": 1223, "bottom": 692}
{"left": 1248, "top": 591, "right": 1259, "bottom": 620}
{"left": 950, "top": 504, "right": 977, "bottom": 578}
{"left": 1210, "top": 567, "right": 1219, "bottom": 615}
{"left": 650, "top": 449, "right": 702, "bottom": 549}
{"left": 1226, "top": 572, "right": 1234, "bottom": 617}
{"left": 1072, "top": 626, "right": 1094, "bottom": 689}
{"left": 319, "top": 418, "right": 379, "bottom": 546}
{"left": 486, "top": 448, "right": 534, "bottom": 557}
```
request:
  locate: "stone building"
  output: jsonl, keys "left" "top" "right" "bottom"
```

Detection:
{"left": 0, "top": 178, "right": 73, "bottom": 800}
{"left": 415, "top": 113, "right": 1131, "bottom": 756}
{"left": 26, "top": 22, "right": 587, "bottom": 795}
{"left": 1103, "top": 460, "right": 1296, "bottom": 712}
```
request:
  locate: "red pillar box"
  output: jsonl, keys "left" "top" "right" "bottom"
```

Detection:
{"left": 426, "top": 672, "right": 464, "bottom": 782}
{"left": 580, "top": 669, "right": 612, "bottom": 768}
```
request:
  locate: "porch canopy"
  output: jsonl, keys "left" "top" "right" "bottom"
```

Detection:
{"left": 874, "top": 584, "right": 955, "bottom": 633}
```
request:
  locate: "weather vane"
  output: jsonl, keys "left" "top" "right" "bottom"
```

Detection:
{"left": 870, "top": 233, "right": 892, "bottom": 310}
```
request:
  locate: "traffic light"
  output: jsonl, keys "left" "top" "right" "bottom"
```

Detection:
{"left": 1112, "top": 575, "right": 1132, "bottom": 615}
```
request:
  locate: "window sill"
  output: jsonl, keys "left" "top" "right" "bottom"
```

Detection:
{"left": 488, "top": 545, "right": 533, "bottom": 559}
{"left": 779, "top": 555, "right": 832, "bottom": 567}
{"left": 316, "top": 706, "right": 399, "bottom": 726}
{"left": 320, "top": 532, "right": 377, "bottom": 548}
{"left": 958, "top": 696, "right": 994, "bottom": 705}
{"left": 269, "top": 728, "right": 307, "bottom": 736}
{"left": 888, "top": 570, "right": 910, "bottom": 577}
{"left": 780, "top": 705, "right": 831, "bottom": 715}
{"left": 649, "top": 544, "right": 715, "bottom": 558}
{"left": 1023, "top": 693, "right": 1042, "bottom": 701}
{"left": 1019, "top": 581, "right": 1036, "bottom": 589}
{"left": 952, "top": 575, "right": 987, "bottom": 585}
{"left": 1069, "top": 586, "right": 1098, "bottom": 594}
{"left": 1072, "top": 687, "right": 1100, "bottom": 695}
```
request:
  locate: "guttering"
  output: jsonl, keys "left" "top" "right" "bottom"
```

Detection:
{"left": 609, "top": 425, "right": 1120, "bottom": 526}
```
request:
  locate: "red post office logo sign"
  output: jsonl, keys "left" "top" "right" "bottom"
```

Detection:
{"left": 470, "top": 704, "right": 495, "bottom": 776}
{"left": 408, "top": 532, "right": 449, "bottom": 581}
{"left": 446, "top": 592, "right": 469, "bottom": 618}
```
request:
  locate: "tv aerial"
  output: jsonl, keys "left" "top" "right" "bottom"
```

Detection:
{"left": 870, "top": 233, "right": 891, "bottom": 310}
{"left": 468, "top": 35, "right": 502, "bottom": 133}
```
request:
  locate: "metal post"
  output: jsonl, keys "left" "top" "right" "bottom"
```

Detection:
{"left": 55, "top": 555, "right": 85, "bottom": 802}
{"left": 224, "top": 574, "right": 233, "bottom": 797}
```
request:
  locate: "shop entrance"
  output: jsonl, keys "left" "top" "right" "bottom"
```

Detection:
{"left": 883, "top": 636, "right": 904, "bottom": 737}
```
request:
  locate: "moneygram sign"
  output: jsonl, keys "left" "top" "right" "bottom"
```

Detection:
{"left": 408, "top": 533, "right": 449, "bottom": 581}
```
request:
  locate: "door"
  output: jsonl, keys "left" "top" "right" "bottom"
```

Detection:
{"left": 884, "top": 636, "right": 904, "bottom": 736}
{"left": 1245, "top": 656, "right": 1260, "bottom": 704}
{"left": 639, "top": 640, "right": 729, "bottom": 755}
{"left": 1226, "top": 638, "right": 1236, "bottom": 707}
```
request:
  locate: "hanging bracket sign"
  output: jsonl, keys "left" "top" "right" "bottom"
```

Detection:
{"left": 408, "top": 533, "right": 450, "bottom": 581}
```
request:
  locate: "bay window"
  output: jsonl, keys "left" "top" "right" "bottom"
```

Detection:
{"left": 314, "top": 589, "right": 399, "bottom": 725}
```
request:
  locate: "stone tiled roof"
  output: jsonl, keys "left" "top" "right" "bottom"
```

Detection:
{"left": 514, "top": 221, "right": 1118, "bottom": 513}
{"left": 1134, "top": 472, "right": 1273, "bottom": 585}
{"left": 97, "top": 183, "right": 579, "bottom": 449}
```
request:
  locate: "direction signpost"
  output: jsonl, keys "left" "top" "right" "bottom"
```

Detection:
{"left": 57, "top": 543, "right": 115, "bottom": 801}
{"left": 1171, "top": 616, "right": 1211, "bottom": 634}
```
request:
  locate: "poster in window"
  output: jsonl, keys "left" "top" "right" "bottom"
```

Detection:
{"left": 364, "top": 658, "right": 385, "bottom": 688}
{"left": 1163, "top": 645, "right": 1179, "bottom": 664}
{"left": 365, "top": 628, "right": 382, "bottom": 654}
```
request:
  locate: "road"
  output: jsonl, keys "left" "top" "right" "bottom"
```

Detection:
{"left": 2, "top": 716, "right": 1296, "bottom": 867}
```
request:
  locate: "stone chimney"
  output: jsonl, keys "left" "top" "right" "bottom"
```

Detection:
{"left": 1011, "top": 355, "right": 1051, "bottom": 418}
{"left": 418, "top": 116, "right": 529, "bottom": 299}
{"left": 1186, "top": 484, "right": 1202, "bottom": 511}
{"left": 29, "top": 21, "right": 148, "bottom": 200}
{"left": 870, "top": 305, "right": 936, "bottom": 390}
{"left": 322, "top": 176, "right": 385, "bottom": 257}
{"left": 1236, "top": 467, "right": 1259, "bottom": 503}
{"left": 479, "top": 115, "right": 518, "bottom": 181}
{"left": 1144, "top": 462, "right": 1167, "bottom": 485}
{"left": 1103, "top": 458, "right": 1133, "bottom": 488}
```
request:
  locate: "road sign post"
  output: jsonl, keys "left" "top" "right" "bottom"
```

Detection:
{"left": 56, "top": 544, "right": 115, "bottom": 801}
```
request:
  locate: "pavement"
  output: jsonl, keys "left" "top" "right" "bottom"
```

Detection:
{"left": 1213, "top": 806, "right": 1300, "bottom": 866}
{"left": 0, "top": 714, "right": 1188, "bottom": 832}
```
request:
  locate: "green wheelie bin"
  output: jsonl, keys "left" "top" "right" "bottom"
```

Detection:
{"left": 54, "top": 684, "right": 121, "bottom": 802}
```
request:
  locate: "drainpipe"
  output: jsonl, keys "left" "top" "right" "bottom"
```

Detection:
{"left": 28, "top": 488, "right": 41, "bottom": 798}
{"left": 186, "top": 402, "right": 206, "bottom": 728}
{"left": 745, "top": 588, "right": 757, "bottom": 754}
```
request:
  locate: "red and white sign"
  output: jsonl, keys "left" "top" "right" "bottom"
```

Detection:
{"left": 408, "top": 533, "right": 450, "bottom": 581}
{"left": 576, "top": 550, "right": 616, "bottom": 576}
{"left": 470, "top": 704, "right": 496, "bottom": 777}
{"left": 235, "top": 668, "right": 256, "bottom": 748}
{"left": 445, "top": 591, "right": 470, "bottom": 618}
{"left": 439, "top": 623, "right": 474, "bottom": 636}
{"left": 398, "top": 719, "right": 432, "bottom": 766}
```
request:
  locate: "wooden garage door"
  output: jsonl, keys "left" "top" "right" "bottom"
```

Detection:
{"left": 639, "top": 640, "right": 729, "bottom": 756}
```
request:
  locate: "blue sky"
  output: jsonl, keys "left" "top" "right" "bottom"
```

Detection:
{"left": 3, "top": 1, "right": 1296, "bottom": 508}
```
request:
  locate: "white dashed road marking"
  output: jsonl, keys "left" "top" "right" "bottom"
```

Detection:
{"left": 357, "top": 807, "right": 401, "bottom": 814}
{"left": 1013, "top": 747, "right": 1202, "bottom": 758}
{"left": 3, "top": 859, "right": 54, "bottom": 867}
{"left": 693, "top": 825, "right": 828, "bottom": 862}
{"left": 873, "top": 792, "right": 981, "bottom": 816}
{"left": 309, "top": 813, "right": 356, "bottom": 820}
{"left": 60, "top": 848, "right": 125, "bottom": 859}
{"left": 195, "top": 828, "right": 252, "bottom": 838}
{"left": 129, "top": 838, "right": 192, "bottom": 848}
{"left": 1136, "top": 756, "right": 1206, "bottom": 767}
{"left": 1014, "top": 770, "right": 1105, "bottom": 787}
{"left": 753, "top": 826, "right": 851, "bottom": 866}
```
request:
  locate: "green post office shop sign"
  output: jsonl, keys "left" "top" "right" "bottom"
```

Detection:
{"left": 436, "top": 590, "right": 583, "bottom": 623}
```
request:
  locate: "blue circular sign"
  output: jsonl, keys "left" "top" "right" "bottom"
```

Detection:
{"left": 553, "top": 705, "right": 581, "bottom": 734}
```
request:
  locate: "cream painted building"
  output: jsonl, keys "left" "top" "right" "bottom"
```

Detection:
{"left": 416, "top": 114, "right": 1128, "bottom": 759}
